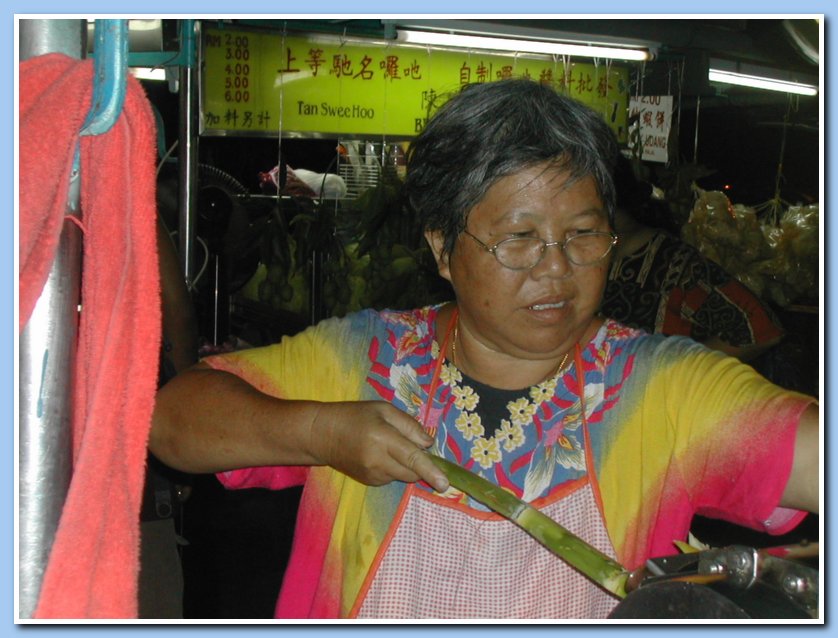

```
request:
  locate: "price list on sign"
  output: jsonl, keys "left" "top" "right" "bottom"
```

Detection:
{"left": 201, "top": 25, "right": 632, "bottom": 140}
{"left": 203, "top": 30, "right": 275, "bottom": 131}
{"left": 223, "top": 35, "right": 251, "bottom": 105}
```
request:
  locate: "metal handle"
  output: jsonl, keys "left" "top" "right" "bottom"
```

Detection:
{"left": 81, "top": 19, "right": 128, "bottom": 136}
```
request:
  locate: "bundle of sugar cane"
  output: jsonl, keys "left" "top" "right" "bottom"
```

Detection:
{"left": 428, "top": 454, "right": 629, "bottom": 598}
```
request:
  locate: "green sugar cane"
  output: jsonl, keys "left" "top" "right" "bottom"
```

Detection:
{"left": 428, "top": 454, "right": 629, "bottom": 598}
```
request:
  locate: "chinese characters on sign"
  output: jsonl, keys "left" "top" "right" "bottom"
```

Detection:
{"left": 628, "top": 95, "right": 674, "bottom": 163}
{"left": 202, "top": 27, "right": 630, "bottom": 140}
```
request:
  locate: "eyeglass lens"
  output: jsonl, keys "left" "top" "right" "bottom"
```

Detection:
{"left": 495, "top": 234, "right": 614, "bottom": 269}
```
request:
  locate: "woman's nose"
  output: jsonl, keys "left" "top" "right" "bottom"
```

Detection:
{"left": 531, "top": 241, "right": 573, "bottom": 278}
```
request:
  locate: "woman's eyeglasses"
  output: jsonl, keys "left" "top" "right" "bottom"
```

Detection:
{"left": 462, "top": 229, "right": 618, "bottom": 270}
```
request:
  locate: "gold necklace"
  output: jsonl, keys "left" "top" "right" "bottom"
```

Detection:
{"left": 452, "top": 321, "right": 571, "bottom": 380}
{"left": 553, "top": 351, "right": 571, "bottom": 377}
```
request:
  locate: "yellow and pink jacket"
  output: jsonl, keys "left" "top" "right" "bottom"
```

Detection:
{"left": 206, "top": 305, "right": 812, "bottom": 618}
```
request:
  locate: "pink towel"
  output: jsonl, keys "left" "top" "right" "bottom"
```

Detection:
{"left": 19, "top": 53, "right": 161, "bottom": 618}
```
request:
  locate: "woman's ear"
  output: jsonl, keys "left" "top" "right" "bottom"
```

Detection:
{"left": 424, "top": 229, "right": 452, "bottom": 282}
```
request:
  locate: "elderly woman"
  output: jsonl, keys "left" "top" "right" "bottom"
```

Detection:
{"left": 150, "top": 79, "right": 818, "bottom": 619}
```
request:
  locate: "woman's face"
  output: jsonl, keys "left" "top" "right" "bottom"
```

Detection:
{"left": 427, "top": 162, "right": 611, "bottom": 363}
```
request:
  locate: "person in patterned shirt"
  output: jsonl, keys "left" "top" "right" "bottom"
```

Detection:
{"left": 601, "top": 155, "right": 784, "bottom": 362}
{"left": 150, "top": 79, "right": 818, "bottom": 619}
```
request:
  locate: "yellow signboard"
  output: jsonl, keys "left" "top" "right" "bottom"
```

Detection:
{"left": 202, "top": 25, "right": 631, "bottom": 142}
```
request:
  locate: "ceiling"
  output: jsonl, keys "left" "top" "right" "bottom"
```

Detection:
{"left": 451, "top": 18, "right": 820, "bottom": 71}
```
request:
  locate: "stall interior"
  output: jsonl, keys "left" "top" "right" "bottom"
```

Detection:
{"left": 138, "top": 18, "right": 820, "bottom": 618}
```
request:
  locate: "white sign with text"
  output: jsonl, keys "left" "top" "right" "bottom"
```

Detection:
{"left": 629, "top": 95, "right": 673, "bottom": 163}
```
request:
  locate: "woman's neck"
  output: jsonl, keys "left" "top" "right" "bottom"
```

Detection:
{"left": 438, "top": 304, "right": 600, "bottom": 390}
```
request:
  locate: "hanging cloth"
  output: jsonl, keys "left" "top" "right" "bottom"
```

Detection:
{"left": 19, "top": 52, "right": 161, "bottom": 618}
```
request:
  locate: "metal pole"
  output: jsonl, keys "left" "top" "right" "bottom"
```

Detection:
{"left": 177, "top": 19, "right": 199, "bottom": 287}
{"left": 18, "top": 18, "right": 85, "bottom": 619}
{"left": 693, "top": 94, "right": 701, "bottom": 165}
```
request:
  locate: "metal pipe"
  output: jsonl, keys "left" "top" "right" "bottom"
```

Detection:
{"left": 18, "top": 213, "right": 81, "bottom": 619}
{"left": 213, "top": 255, "right": 220, "bottom": 345}
{"left": 177, "top": 20, "right": 199, "bottom": 287}
{"left": 19, "top": 19, "right": 84, "bottom": 59}
{"left": 693, "top": 94, "right": 701, "bottom": 165}
{"left": 87, "top": 19, "right": 165, "bottom": 54}
{"left": 17, "top": 18, "right": 85, "bottom": 619}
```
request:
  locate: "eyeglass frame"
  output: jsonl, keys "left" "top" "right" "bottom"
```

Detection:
{"left": 461, "top": 228, "right": 619, "bottom": 270}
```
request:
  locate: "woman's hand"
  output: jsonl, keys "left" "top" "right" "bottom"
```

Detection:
{"left": 307, "top": 401, "right": 450, "bottom": 493}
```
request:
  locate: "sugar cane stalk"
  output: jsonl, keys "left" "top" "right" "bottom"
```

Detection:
{"left": 428, "top": 454, "right": 629, "bottom": 598}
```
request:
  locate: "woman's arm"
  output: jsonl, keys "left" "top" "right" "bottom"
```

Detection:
{"left": 780, "top": 403, "right": 820, "bottom": 513}
{"left": 156, "top": 216, "right": 198, "bottom": 376}
{"left": 700, "top": 335, "right": 781, "bottom": 363}
{"left": 149, "top": 363, "right": 450, "bottom": 492}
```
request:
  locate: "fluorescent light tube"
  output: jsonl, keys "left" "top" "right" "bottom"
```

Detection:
{"left": 708, "top": 69, "right": 818, "bottom": 96}
{"left": 397, "top": 29, "right": 652, "bottom": 62}
{"left": 130, "top": 67, "right": 167, "bottom": 81}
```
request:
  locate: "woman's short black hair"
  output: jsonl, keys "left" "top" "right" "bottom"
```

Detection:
{"left": 404, "top": 78, "right": 620, "bottom": 259}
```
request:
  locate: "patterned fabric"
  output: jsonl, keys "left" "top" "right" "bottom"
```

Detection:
{"left": 602, "top": 232, "right": 783, "bottom": 346}
{"left": 356, "top": 482, "right": 619, "bottom": 619}
{"left": 206, "top": 305, "right": 812, "bottom": 619}
{"left": 370, "top": 335, "right": 593, "bottom": 508}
